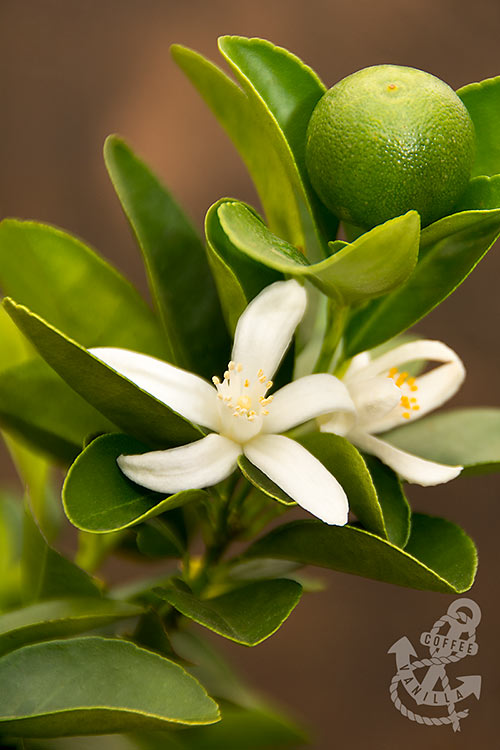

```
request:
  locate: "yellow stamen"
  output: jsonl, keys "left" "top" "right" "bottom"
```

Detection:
{"left": 266, "top": 380, "right": 273, "bottom": 390}
{"left": 406, "top": 376, "right": 416, "bottom": 387}
{"left": 228, "top": 361, "right": 235, "bottom": 371}
{"left": 236, "top": 363, "right": 243, "bottom": 372}
{"left": 400, "top": 396, "right": 410, "bottom": 409}
{"left": 403, "top": 412, "right": 411, "bottom": 419}
{"left": 412, "top": 405, "right": 420, "bottom": 411}
{"left": 388, "top": 367, "right": 398, "bottom": 378}
{"left": 396, "top": 371, "right": 409, "bottom": 387}
{"left": 244, "top": 379, "right": 249, "bottom": 388}
{"left": 212, "top": 376, "right": 220, "bottom": 385}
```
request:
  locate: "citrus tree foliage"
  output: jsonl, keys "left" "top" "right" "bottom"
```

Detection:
{"left": 0, "top": 36, "right": 499, "bottom": 748}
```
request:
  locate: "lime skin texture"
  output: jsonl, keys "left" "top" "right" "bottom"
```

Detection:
{"left": 305, "top": 64, "right": 475, "bottom": 229}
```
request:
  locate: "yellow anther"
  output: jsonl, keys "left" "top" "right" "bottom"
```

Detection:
{"left": 266, "top": 380, "right": 273, "bottom": 390}
{"left": 212, "top": 375, "right": 220, "bottom": 385}
{"left": 412, "top": 405, "right": 420, "bottom": 411}
{"left": 257, "top": 369, "right": 264, "bottom": 378}
{"left": 410, "top": 385, "right": 418, "bottom": 392}
{"left": 248, "top": 410, "right": 256, "bottom": 417}
{"left": 403, "top": 412, "right": 411, "bottom": 419}
{"left": 410, "top": 397, "right": 417, "bottom": 403}
{"left": 406, "top": 376, "right": 416, "bottom": 386}
{"left": 244, "top": 379, "right": 249, "bottom": 388}
{"left": 396, "top": 371, "right": 409, "bottom": 387}
{"left": 400, "top": 396, "right": 410, "bottom": 409}
{"left": 224, "top": 371, "right": 230, "bottom": 380}
{"left": 259, "top": 375, "right": 267, "bottom": 383}
{"left": 228, "top": 361, "right": 235, "bottom": 371}
{"left": 388, "top": 366, "right": 398, "bottom": 378}
{"left": 262, "top": 409, "right": 269, "bottom": 416}
{"left": 236, "top": 363, "right": 243, "bottom": 372}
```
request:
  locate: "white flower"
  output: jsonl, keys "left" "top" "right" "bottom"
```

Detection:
{"left": 320, "top": 339, "right": 465, "bottom": 486}
{"left": 90, "top": 280, "right": 356, "bottom": 525}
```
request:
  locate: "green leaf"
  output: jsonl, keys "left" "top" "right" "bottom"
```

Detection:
{"left": 345, "top": 208, "right": 500, "bottom": 356}
{"left": 156, "top": 578, "right": 302, "bottom": 646}
{"left": 458, "top": 75, "right": 500, "bottom": 177}
{"left": 134, "top": 702, "right": 307, "bottom": 750}
{"left": 205, "top": 199, "right": 282, "bottom": 333}
{"left": 0, "top": 494, "right": 23, "bottom": 611}
{"left": 172, "top": 39, "right": 332, "bottom": 262}
{"left": 22, "top": 508, "right": 101, "bottom": 603}
{"left": 237, "top": 456, "right": 295, "bottom": 506}
{"left": 4, "top": 299, "right": 202, "bottom": 448}
{"left": 245, "top": 513, "right": 477, "bottom": 593}
{"left": 104, "top": 136, "right": 229, "bottom": 380}
{"left": 384, "top": 407, "right": 500, "bottom": 476}
{"left": 218, "top": 201, "right": 419, "bottom": 304}
{"left": 0, "top": 637, "right": 219, "bottom": 736}
{"left": 363, "top": 456, "right": 411, "bottom": 548}
{"left": 454, "top": 174, "right": 500, "bottom": 210}
{"left": 0, "top": 598, "right": 142, "bottom": 657}
{"left": 0, "top": 220, "right": 165, "bottom": 357}
{"left": 63, "top": 434, "right": 207, "bottom": 533}
{"left": 218, "top": 35, "right": 337, "bottom": 254}
{"left": 297, "top": 433, "right": 387, "bottom": 539}
{"left": 0, "top": 359, "right": 116, "bottom": 464}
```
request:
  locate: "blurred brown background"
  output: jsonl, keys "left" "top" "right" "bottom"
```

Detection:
{"left": 1, "top": 1, "right": 500, "bottom": 748}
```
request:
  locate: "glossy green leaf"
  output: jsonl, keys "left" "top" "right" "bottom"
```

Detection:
{"left": 0, "top": 220, "right": 165, "bottom": 357}
{"left": 363, "top": 456, "right": 411, "bottom": 548}
{"left": 0, "top": 598, "right": 142, "bottom": 657}
{"left": 458, "top": 75, "right": 500, "bottom": 177}
{"left": 104, "top": 136, "right": 229, "bottom": 380}
{"left": 172, "top": 40, "right": 331, "bottom": 262}
{"left": 245, "top": 513, "right": 477, "bottom": 593}
{"left": 297, "top": 433, "right": 387, "bottom": 539}
{"left": 218, "top": 35, "right": 336, "bottom": 256}
{"left": 218, "top": 201, "right": 419, "bottom": 303}
{"left": 346, "top": 208, "right": 500, "bottom": 356}
{"left": 384, "top": 407, "right": 500, "bottom": 476}
{"left": 22, "top": 508, "right": 101, "bottom": 603}
{"left": 455, "top": 174, "right": 500, "bottom": 210}
{"left": 156, "top": 578, "right": 302, "bottom": 646}
{"left": 0, "top": 359, "right": 116, "bottom": 464}
{"left": 134, "top": 702, "right": 307, "bottom": 750}
{"left": 63, "top": 434, "right": 207, "bottom": 533}
{"left": 0, "top": 637, "right": 220, "bottom": 736}
{"left": 205, "top": 199, "right": 281, "bottom": 333}
{"left": 4, "top": 299, "right": 202, "bottom": 447}
{"left": 237, "top": 456, "right": 295, "bottom": 506}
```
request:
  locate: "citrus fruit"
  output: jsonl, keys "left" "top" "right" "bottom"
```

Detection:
{"left": 305, "top": 65, "right": 475, "bottom": 228}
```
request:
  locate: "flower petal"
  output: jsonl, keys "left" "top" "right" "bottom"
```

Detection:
{"left": 350, "top": 430, "right": 462, "bottom": 486}
{"left": 348, "top": 376, "right": 401, "bottom": 428}
{"left": 90, "top": 347, "right": 220, "bottom": 431}
{"left": 244, "top": 434, "right": 349, "bottom": 525}
{"left": 231, "top": 280, "right": 306, "bottom": 380}
{"left": 117, "top": 433, "right": 241, "bottom": 493}
{"left": 350, "top": 339, "right": 463, "bottom": 383}
{"left": 263, "top": 374, "right": 355, "bottom": 434}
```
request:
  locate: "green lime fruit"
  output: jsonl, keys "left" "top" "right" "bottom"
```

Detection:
{"left": 305, "top": 65, "right": 475, "bottom": 228}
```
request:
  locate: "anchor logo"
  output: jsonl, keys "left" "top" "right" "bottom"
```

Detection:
{"left": 388, "top": 598, "right": 481, "bottom": 731}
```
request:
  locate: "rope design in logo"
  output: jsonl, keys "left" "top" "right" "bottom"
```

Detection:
{"left": 388, "top": 598, "right": 481, "bottom": 731}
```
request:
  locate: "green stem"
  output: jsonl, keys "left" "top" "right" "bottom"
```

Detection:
{"left": 313, "top": 300, "right": 348, "bottom": 373}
